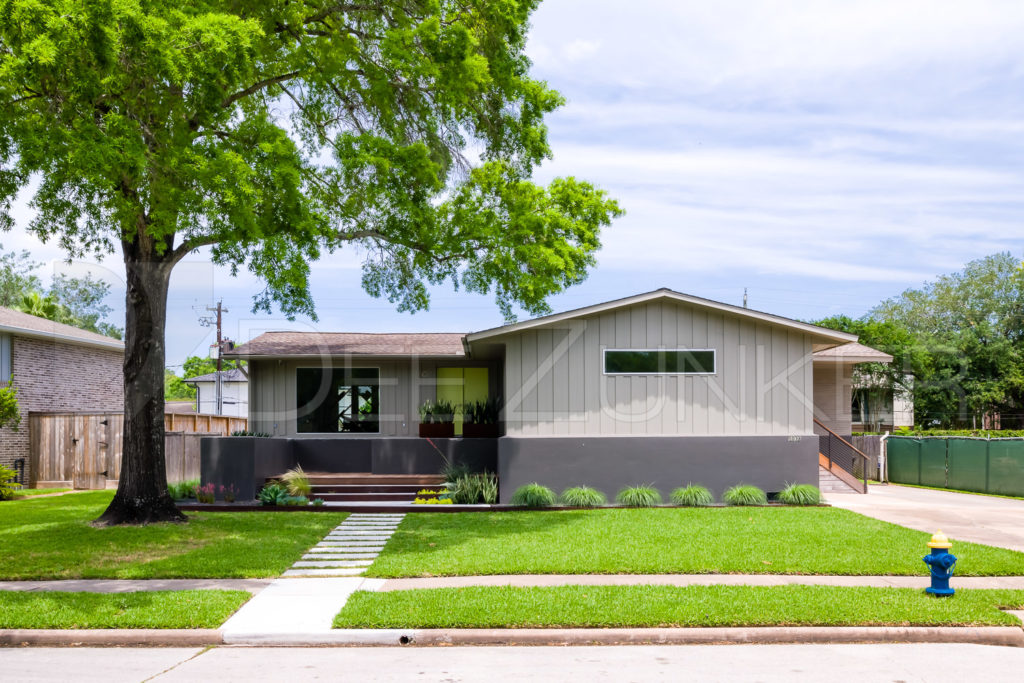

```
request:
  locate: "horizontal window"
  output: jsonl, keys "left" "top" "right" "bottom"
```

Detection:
{"left": 296, "top": 368, "right": 380, "bottom": 433}
{"left": 603, "top": 349, "right": 715, "bottom": 375}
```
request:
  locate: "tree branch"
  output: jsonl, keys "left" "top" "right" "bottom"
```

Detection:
{"left": 221, "top": 71, "right": 302, "bottom": 109}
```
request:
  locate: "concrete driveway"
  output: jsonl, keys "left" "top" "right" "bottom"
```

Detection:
{"left": 827, "top": 484, "right": 1024, "bottom": 553}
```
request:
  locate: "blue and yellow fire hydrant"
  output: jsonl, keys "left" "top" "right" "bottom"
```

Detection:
{"left": 922, "top": 530, "right": 957, "bottom": 597}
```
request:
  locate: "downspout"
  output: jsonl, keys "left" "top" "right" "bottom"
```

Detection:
{"left": 879, "top": 431, "right": 890, "bottom": 483}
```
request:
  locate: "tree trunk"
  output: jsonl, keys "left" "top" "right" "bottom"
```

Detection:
{"left": 95, "top": 242, "right": 185, "bottom": 525}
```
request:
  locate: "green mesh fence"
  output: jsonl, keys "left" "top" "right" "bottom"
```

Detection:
{"left": 887, "top": 436, "right": 1024, "bottom": 496}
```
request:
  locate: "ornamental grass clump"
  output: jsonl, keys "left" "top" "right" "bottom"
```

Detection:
{"left": 281, "top": 465, "right": 312, "bottom": 497}
{"left": 451, "top": 473, "right": 499, "bottom": 504}
{"left": 722, "top": 484, "right": 767, "bottom": 506}
{"left": 777, "top": 483, "right": 822, "bottom": 506}
{"left": 559, "top": 486, "right": 607, "bottom": 508}
{"left": 509, "top": 483, "right": 556, "bottom": 508}
{"left": 670, "top": 484, "right": 714, "bottom": 507}
{"left": 615, "top": 485, "right": 662, "bottom": 507}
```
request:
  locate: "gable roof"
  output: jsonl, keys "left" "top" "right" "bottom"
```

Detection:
{"left": 813, "top": 342, "right": 893, "bottom": 364}
{"left": 0, "top": 306, "right": 124, "bottom": 352}
{"left": 184, "top": 367, "right": 249, "bottom": 384}
{"left": 227, "top": 331, "right": 466, "bottom": 358}
{"left": 465, "top": 288, "right": 857, "bottom": 350}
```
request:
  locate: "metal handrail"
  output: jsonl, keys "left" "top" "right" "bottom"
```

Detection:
{"left": 813, "top": 418, "right": 871, "bottom": 492}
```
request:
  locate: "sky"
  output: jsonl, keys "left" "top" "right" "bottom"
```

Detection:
{"left": 5, "top": 0, "right": 1024, "bottom": 370}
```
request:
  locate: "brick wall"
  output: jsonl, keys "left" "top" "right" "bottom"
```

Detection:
{"left": 0, "top": 336, "right": 123, "bottom": 481}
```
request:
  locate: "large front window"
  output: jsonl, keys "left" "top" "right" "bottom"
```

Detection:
{"left": 296, "top": 368, "right": 380, "bottom": 433}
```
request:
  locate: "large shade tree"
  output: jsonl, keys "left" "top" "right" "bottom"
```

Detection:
{"left": 0, "top": 0, "right": 622, "bottom": 523}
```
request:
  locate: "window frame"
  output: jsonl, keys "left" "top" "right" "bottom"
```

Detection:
{"left": 601, "top": 348, "right": 717, "bottom": 376}
{"left": 294, "top": 365, "right": 382, "bottom": 435}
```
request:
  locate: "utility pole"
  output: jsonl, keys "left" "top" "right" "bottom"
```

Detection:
{"left": 743, "top": 287, "right": 748, "bottom": 309}
{"left": 199, "top": 300, "right": 228, "bottom": 415}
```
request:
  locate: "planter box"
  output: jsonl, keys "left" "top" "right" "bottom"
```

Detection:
{"left": 462, "top": 423, "right": 500, "bottom": 438}
{"left": 419, "top": 423, "right": 455, "bottom": 438}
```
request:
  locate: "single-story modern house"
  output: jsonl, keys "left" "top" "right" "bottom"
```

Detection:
{"left": 185, "top": 367, "right": 249, "bottom": 418}
{"left": 207, "top": 289, "right": 882, "bottom": 502}
{"left": 0, "top": 306, "right": 124, "bottom": 484}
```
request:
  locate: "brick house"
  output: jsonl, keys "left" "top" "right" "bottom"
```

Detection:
{"left": 0, "top": 306, "right": 124, "bottom": 483}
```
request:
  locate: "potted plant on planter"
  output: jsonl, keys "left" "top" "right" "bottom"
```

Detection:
{"left": 418, "top": 399, "right": 457, "bottom": 438}
{"left": 462, "top": 397, "right": 502, "bottom": 438}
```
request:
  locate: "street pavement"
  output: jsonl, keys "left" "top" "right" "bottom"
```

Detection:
{"left": 827, "top": 483, "right": 1024, "bottom": 552}
{"left": 4, "top": 644, "right": 1024, "bottom": 682}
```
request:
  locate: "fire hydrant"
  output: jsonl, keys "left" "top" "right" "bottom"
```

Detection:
{"left": 922, "top": 530, "right": 957, "bottom": 597}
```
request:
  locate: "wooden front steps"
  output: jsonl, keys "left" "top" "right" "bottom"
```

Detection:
{"left": 268, "top": 472, "right": 445, "bottom": 503}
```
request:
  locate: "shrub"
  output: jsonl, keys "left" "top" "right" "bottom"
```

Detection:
{"left": 219, "top": 484, "right": 238, "bottom": 503}
{"left": 281, "top": 465, "right": 312, "bottom": 497}
{"left": 0, "top": 464, "right": 21, "bottom": 501}
{"left": 670, "top": 484, "right": 714, "bottom": 507}
{"left": 167, "top": 479, "right": 199, "bottom": 500}
{"left": 196, "top": 483, "right": 216, "bottom": 504}
{"left": 463, "top": 397, "right": 502, "bottom": 425}
{"left": 282, "top": 495, "right": 309, "bottom": 506}
{"left": 230, "top": 430, "right": 271, "bottom": 437}
{"left": 441, "top": 461, "right": 472, "bottom": 482}
{"left": 723, "top": 484, "right": 767, "bottom": 506}
{"left": 777, "top": 483, "right": 822, "bottom": 506}
{"left": 451, "top": 473, "right": 499, "bottom": 504}
{"left": 559, "top": 486, "right": 607, "bottom": 508}
{"left": 418, "top": 399, "right": 458, "bottom": 424}
{"left": 257, "top": 483, "right": 289, "bottom": 506}
{"left": 616, "top": 485, "right": 662, "bottom": 507}
{"left": 311, "top": 498, "right": 325, "bottom": 506}
{"left": 509, "top": 483, "right": 556, "bottom": 507}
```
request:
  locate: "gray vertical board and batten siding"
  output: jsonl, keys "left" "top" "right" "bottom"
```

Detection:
{"left": 497, "top": 300, "right": 815, "bottom": 437}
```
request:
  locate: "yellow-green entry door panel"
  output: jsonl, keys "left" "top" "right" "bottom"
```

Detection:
{"left": 436, "top": 367, "right": 489, "bottom": 436}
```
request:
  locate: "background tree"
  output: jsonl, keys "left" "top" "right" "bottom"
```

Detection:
{"left": 0, "top": 245, "right": 123, "bottom": 337}
{"left": 0, "top": 384, "right": 18, "bottom": 430}
{"left": 0, "top": 1, "right": 622, "bottom": 523}
{"left": 164, "top": 355, "right": 245, "bottom": 401}
{"left": 817, "top": 252, "right": 1024, "bottom": 428}
{"left": 0, "top": 243, "right": 40, "bottom": 308}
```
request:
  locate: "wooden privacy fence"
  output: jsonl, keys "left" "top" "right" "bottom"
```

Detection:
{"left": 29, "top": 411, "right": 246, "bottom": 489}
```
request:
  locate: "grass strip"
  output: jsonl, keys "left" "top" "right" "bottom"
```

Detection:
{"left": 366, "top": 508, "right": 1024, "bottom": 577}
{"left": 9, "top": 488, "right": 74, "bottom": 498}
{"left": 0, "top": 589, "right": 250, "bottom": 629}
{"left": 888, "top": 482, "right": 1024, "bottom": 502}
{"left": 334, "top": 585, "right": 1024, "bottom": 629}
{"left": 0, "top": 491, "right": 347, "bottom": 579}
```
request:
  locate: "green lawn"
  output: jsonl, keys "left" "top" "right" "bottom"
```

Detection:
{"left": 334, "top": 585, "right": 1024, "bottom": 628}
{"left": 0, "top": 590, "right": 249, "bottom": 629}
{"left": 0, "top": 491, "right": 345, "bottom": 579}
{"left": 365, "top": 508, "right": 1024, "bottom": 577}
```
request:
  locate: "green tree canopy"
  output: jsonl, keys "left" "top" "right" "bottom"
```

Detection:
{"left": 817, "top": 253, "right": 1024, "bottom": 428}
{"left": 0, "top": 1, "right": 622, "bottom": 523}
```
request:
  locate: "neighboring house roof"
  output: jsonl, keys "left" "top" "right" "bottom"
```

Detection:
{"left": 184, "top": 368, "right": 249, "bottom": 384}
{"left": 0, "top": 306, "right": 124, "bottom": 352}
{"left": 465, "top": 288, "right": 857, "bottom": 351}
{"left": 227, "top": 332, "right": 467, "bottom": 359}
{"left": 813, "top": 342, "right": 893, "bottom": 364}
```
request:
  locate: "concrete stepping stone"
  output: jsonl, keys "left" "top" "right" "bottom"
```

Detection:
{"left": 302, "top": 554, "right": 378, "bottom": 561}
{"left": 293, "top": 560, "right": 373, "bottom": 568}
{"left": 281, "top": 568, "right": 367, "bottom": 577}
{"left": 308, "top": 546, "right": 384, "bottom": 553}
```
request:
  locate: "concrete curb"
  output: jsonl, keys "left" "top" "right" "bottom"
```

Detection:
{"left": 5, "top": 626, "right": 1024, "bottom": 648}
{"left": 233, "top": 626, "right": 1024, "bottom": 648}
{"left": 0, "top": 629, "right": 223, "bottom": 647}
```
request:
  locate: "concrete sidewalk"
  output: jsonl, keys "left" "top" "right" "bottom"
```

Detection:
{"left": 827, "top": 484, "right": 1024, "bottom": 553}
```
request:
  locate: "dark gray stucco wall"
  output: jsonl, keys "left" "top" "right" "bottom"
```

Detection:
{"left": 201, "top": 436, "right": 498, "bottom": 500}
{"left": 497, "top": 436, "right": 819, "bottom": 503}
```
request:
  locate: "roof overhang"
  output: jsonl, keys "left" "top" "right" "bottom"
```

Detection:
{"left": 465, "top": 289, "right": 857, "bottom": 351}
{"left": 0, "top": 323, "right": 125, "bottom": 353}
